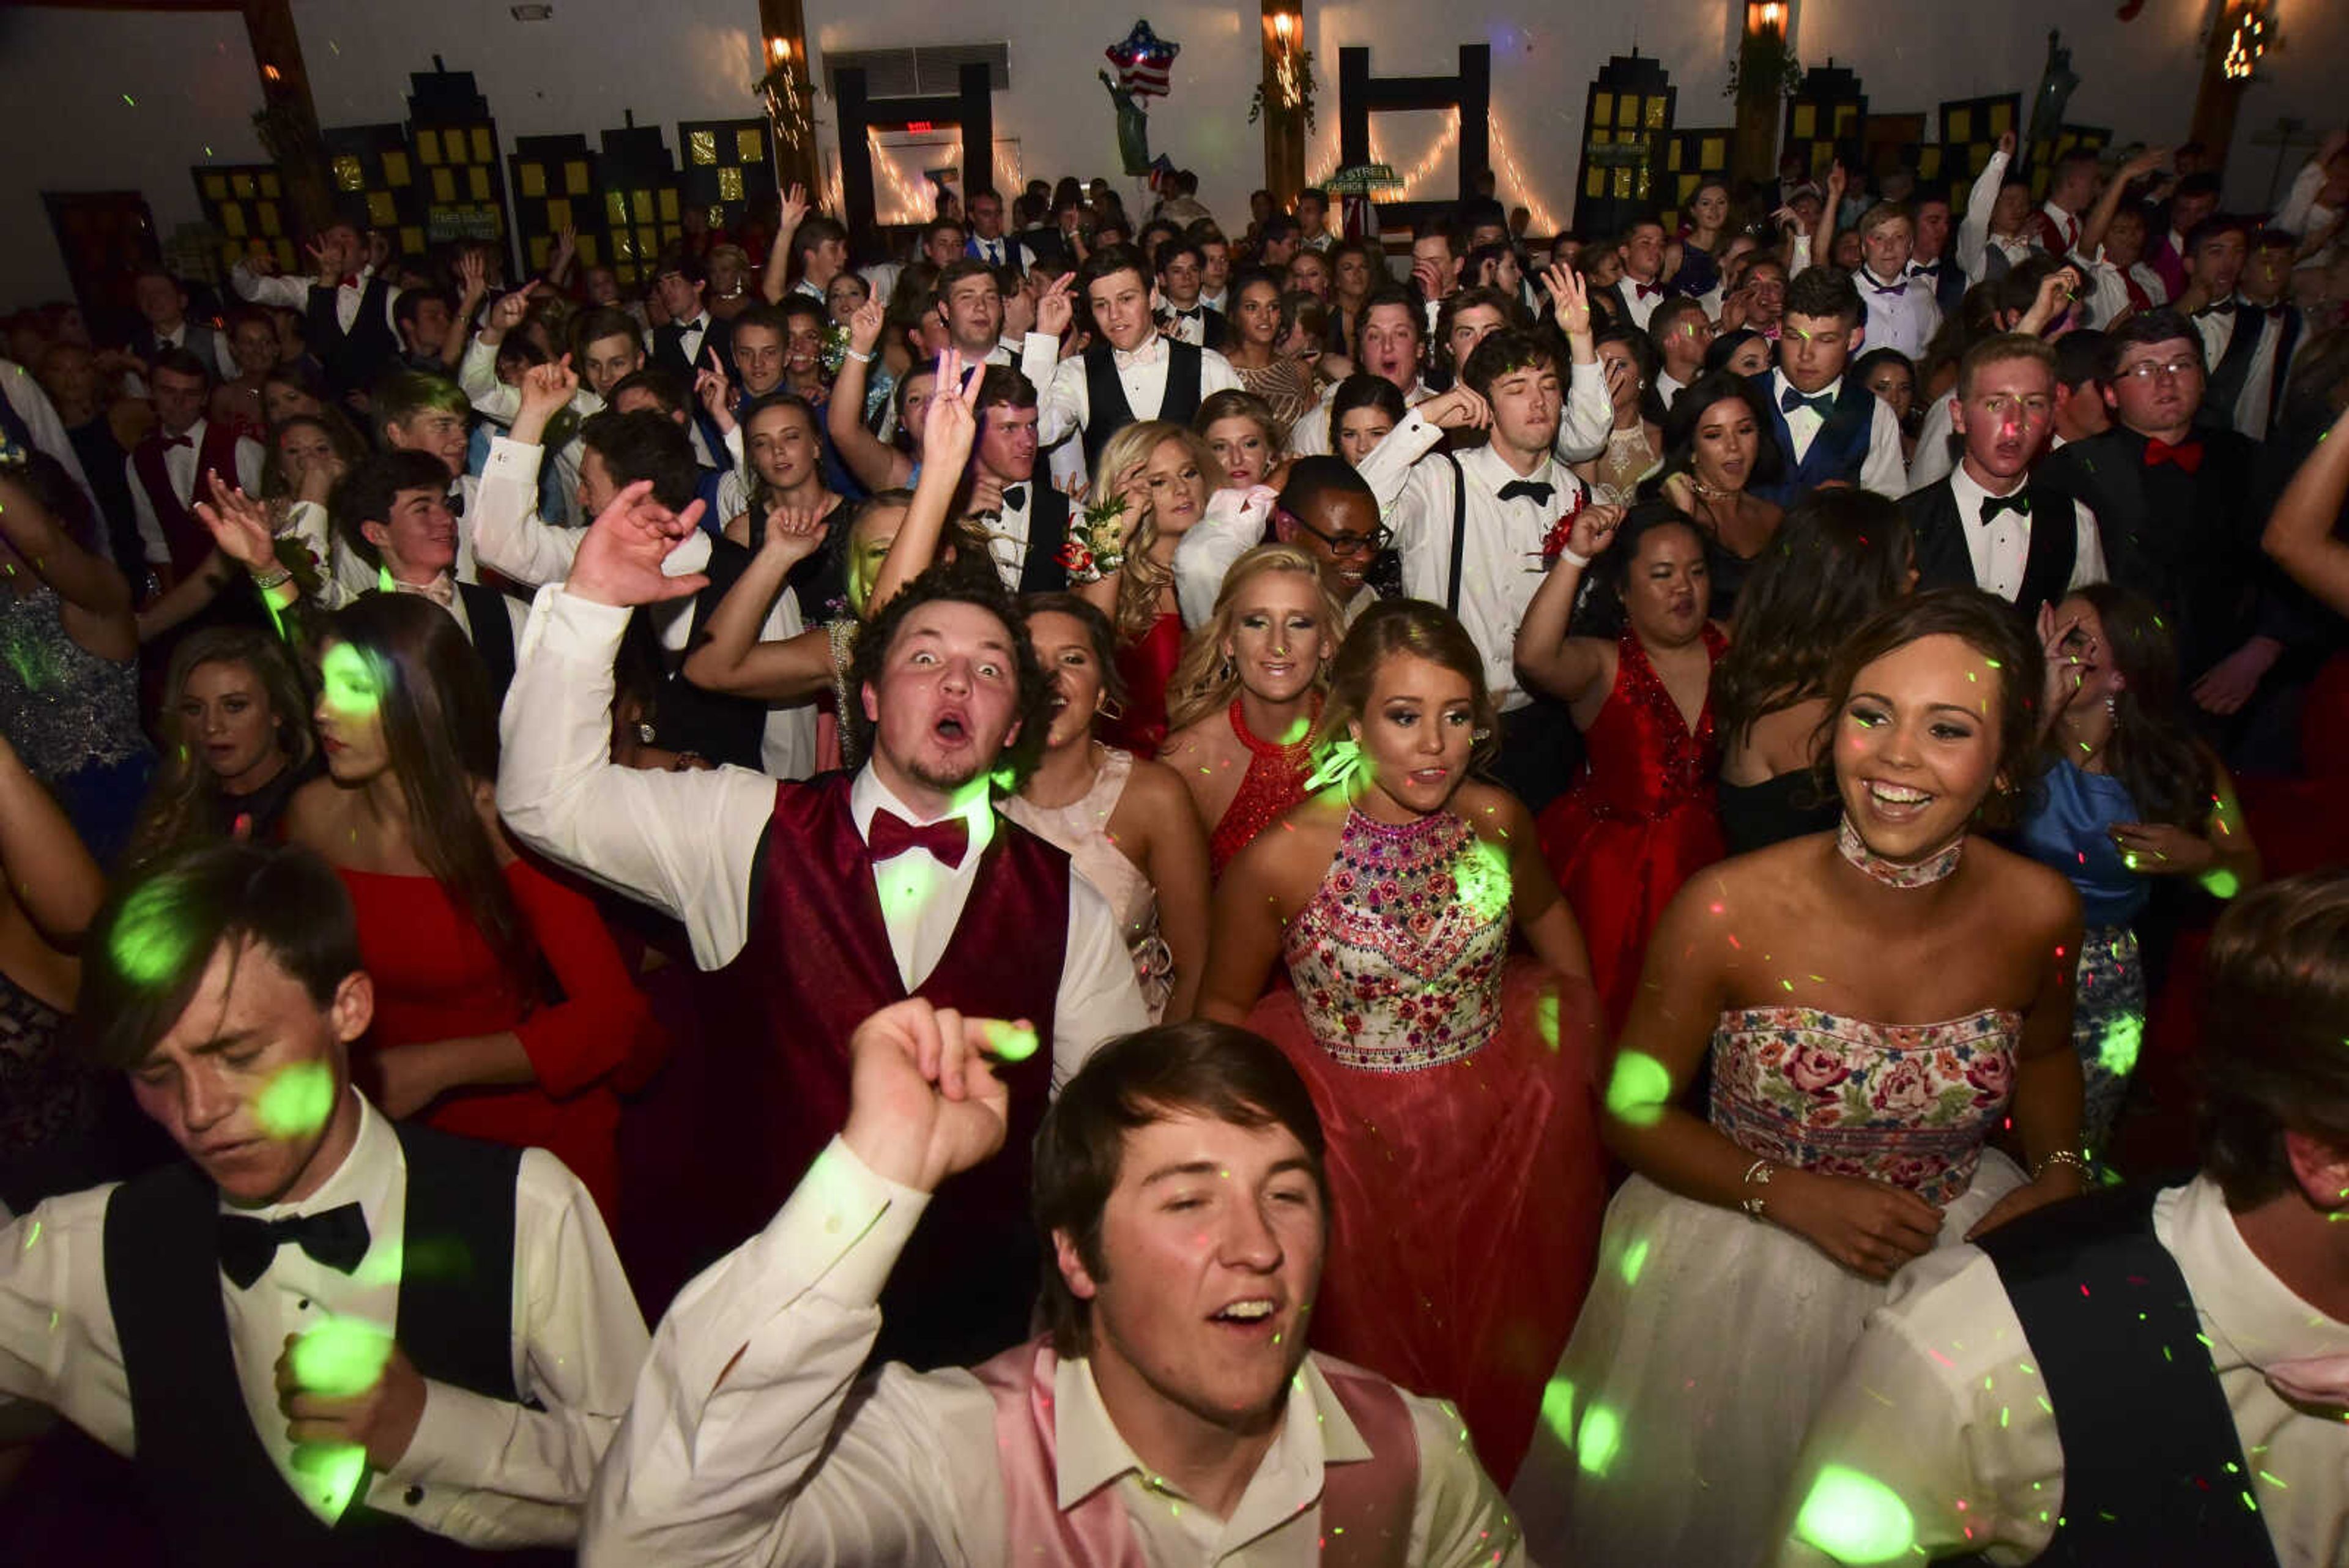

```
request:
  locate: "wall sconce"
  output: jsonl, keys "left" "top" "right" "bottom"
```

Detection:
{"left": 757, "top": 36, "right": 812, "bottom": 152}
{"left": 1252, "top": 7, "right": 1316, "bottom": 129}
{"left": 1746, "top": 1, "right": 1786, "bottom": 37}
{"left": 2221, "top": 2, "right": 2271, "bottom": 82}
{"left": 261, "top": 63, "right": 283, "bottom": 83}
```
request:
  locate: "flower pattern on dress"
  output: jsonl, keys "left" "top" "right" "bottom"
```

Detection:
{"left": 1284, "top": 808, "right": 1505, "bottom": 1072}
{"left": 1707, "top": 1005, "right": 2019, "bottom": 1206}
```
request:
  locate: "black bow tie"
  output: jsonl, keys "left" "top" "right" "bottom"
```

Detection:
{"left": 1863, "top": 272, "right": 1907, "bottom": 295}
{"left": 1908, "top": 261, "right": 1942, "bottom": 279}
{"left": 1980, "top": 491, "right": 2032, "bottom": 523}
{"left": 1170, "top": 306, "right": 1202, "bottom": 321}
{"left": 445, "top": 485, "right": 465, "bottom": 518}
{"left": 1000, "top": 485, "right": 1026, "bottom": 510}
{"left": 2196, "top": 300, "right": 2236, "bottom": 318}
{"left": 218, "top": 1203, "right": 371, "bottom": 1290}
{"left": 1497, "top": 479, "right": 1554, "bottom": 505}
{"left": 1781, "top": 387, "right": 1835, "bottom": 417}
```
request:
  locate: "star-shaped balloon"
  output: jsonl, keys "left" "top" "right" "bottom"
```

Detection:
{"left": 1106, "top": 18, "right": 1180, "bottom": 99}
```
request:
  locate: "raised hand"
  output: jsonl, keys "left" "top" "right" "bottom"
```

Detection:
{"left": 1562, "top": 500, "right": 1625, "bottom": 563}
{"left": 919, "top": 346, "right": 986, "bottom": 472}
{"left": 1997, "top": 130, "right": 2017, "bottom": 159}
{"left": 549, "top": 226, "right": 578, "bottom": 275}
{"left": 779, "top": 181, "right": 809, "bottom": 233}
{"left": 1542, "top": 262, "right": 1593, "bottom": 339}
{"left": 759, "top": 500, "right": 832, "bottom": 569}
{"left": 1824, "top": 161, "right": 1848, "bottom": 203}
{"left": 518, "top": 355, "right": 579, "bottom": 422}
{"left": 848, "top": 294, "right": 886, "bottom": 355}
{"left": 2120, "top": 146, "right": 2170, "bottom": 183}
{"left": 455, "top": 249, "right": 488, "bottom": 301}
{"left": 305, "top": 237, "right": 337, "bottom": 286}
{"left": 1034, "top": 272, "right": 1077, "bottom": 339}
{"left": 694, "top": 346, "right": 736, "bottom": 429}
{"left": 838, "top": 998, "right": 1018, "bottom": 1193}
{"left": 487, "top": 281, "right": 542, "bottom": 337}
{"left": 1415, "top": 385, "right": 1493, "bottom": 433}
{"left": 1001, "top": 279, "right": 1037, "bottom": 338}
{"left": 566, "top": 478, "right": 710, "bottom": 608}
{"left": 191, "top": 471, "right": 282, "bottom": 574}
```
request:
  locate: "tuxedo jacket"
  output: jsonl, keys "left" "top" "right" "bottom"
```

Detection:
{"left": 651, "top": 315, "right": 735, "bottom": 384}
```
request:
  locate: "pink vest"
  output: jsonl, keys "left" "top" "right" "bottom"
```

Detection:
{"left": 973, "top": 1337, "right": 1420, "bottom": 1566}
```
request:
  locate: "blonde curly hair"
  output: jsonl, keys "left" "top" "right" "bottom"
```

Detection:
{"left": 1091, "top": 420, "right": 1224, "bottom": 644}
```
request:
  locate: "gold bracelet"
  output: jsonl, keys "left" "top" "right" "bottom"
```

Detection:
{"left": 1739, "top": 1157, "right": 1776, "bottom": 1219}
{"left": 2032, "top": 1149, "right": 2091, "bottom": 1183}
{"left": 248, "top": 566, "right": 293, "bottom": 591}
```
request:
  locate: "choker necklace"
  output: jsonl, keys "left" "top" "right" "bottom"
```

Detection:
{"left": 1690, "top": 475, "right": 1740, "bottom": 502}
{"left": 1837, "top": 814, "right": 1962, "bottom": 888}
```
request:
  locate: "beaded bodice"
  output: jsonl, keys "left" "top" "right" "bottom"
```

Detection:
{"left": 1562, "top": 625, "right": 1726, "bottom": 823}
{"left": 1707, "top": 1006, "right": 2021, "bottom": 1205}
{"left": 0, "top": 582, "right": 143, "bottom": 781}
{"left": 1207, "top": 697, "right": 1316, "bottom": 874}
{"left": 1283, "top": 808, "right": 1510, "bottom": 1072}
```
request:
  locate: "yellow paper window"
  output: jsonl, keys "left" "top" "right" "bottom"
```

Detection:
{"left": 708, "top": 204, "right": 727, "bottom": 229}
{"left": 617, "top": 262, "right": 637, "bottom": 283}
{"left": 1792, "top": 105, "right": 1816, "bottom": 139}
{"left": 443, "top": 131, "right": 469, "bottom": 165}
{"left": 546, "top": 198, "right": 572, "bottom": 231}
{"left": 261, "top": 172, "right": 281, "bottom": 198}
{"left": 1680, "top": 174, "right": 1699, "bottom": 202}
{"left": 401, "top": 227, "right": 425, "bottom": 255}
{"left": 1644, "top": 97, "right": 1668, "bottom": 129}
{"left": 258, "top": 201, "right": 281, "bottom": 236}
{"left": 221, "top": 206, "right": 247, "bottom": 239}
{"left": 658, "top": 190, "right": 680, "bottom": 221}
{"left": 417, "top": 130, "right": 442, "bottom": 165}
{"left": 690, "top": 130, "right": 717, "bottom": 165}
{"left": 638, "top": 225, "right": 659, "bottom": 256}
{"left": 576, "top": 234, "right": 598, "bottom": 264}
{"left": 382, "top": 150, "right": 410, "bottom": 187}
{"left": 472, "top": 128, "right": 494, "bottom": 163}
{"left": 332, "top": 157, "right": 363, "bottom": 193}
{"left": 1990, "top": 102, "right": 2012, "bottom": 135}
{"left": 520, "top": 163, "right": 546, "bottom": 199}
{"left": 432, "top": 168, "right": 456, "bottom": 203}
{"left": 612, "top": 230, "right": 635, "bottom": 260}
{"left": 1702, "top": 136, "right": 1726, "bottom": 168}
{"left": 1612, "top": 168, "right": 1633, "bottom": 198}
{"left": 1590, "top": 128, "right": 1611, "bottom": 147}
{"left": 1834, "top": 106, "right": 1857, "bottom": 135}
{"left": 530, "top": 236, "right": 551, "bottom": 270}
{"left": 1586, "top": 169, "right": 1605, "bottom": 198}
{"left": 469, "top": 167, "right": 492, "bottom": 201}
{"left": 366, "top": 191, "right": 396, "bottom": 226}
{"left": 738, "top": 128, "right": 765, "bottom": 163}
{"left": 203, "top": 174, "right": 229, "bottom": 201}
{"left": 631, "top": 190, "right": 654, "bottom": 224}
{"left": 1668, "top": 140, "right": 1684, "bottom": 171}
{"left": 566, "top": 160, "right": 590, "bottom": 195}
{"left": 606, "top": 191, "right": 628, "bottom": 226}
{"left": 233, "top": 171, "right": 258, "bottom": 198}
{"left": 718, "top": 167, "right": 744, "bottom": 202}
{"left": 274, "top": 240, "right": 298, "bottom": 270}
{"left": 1920, "top": 148, "right": 1942, "bottom": 179}
{"left": 1946, "top": 109, "right": 1972, "bottom": 143}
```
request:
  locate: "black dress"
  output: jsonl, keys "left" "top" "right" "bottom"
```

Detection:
{"left": 1718, "top": 769, "right": 1838, "bottom": 855}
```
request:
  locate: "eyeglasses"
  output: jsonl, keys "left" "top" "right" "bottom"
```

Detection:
{"left": 1280, "top": 508, "right": 1392, "bottom": 558}
{"left": 2115, "top": 357, "right": 2202, "bottom": 382}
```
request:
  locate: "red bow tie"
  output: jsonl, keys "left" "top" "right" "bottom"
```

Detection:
{"left": 1634, "top": 281, "right": 1663, "bottom": 300}
{"left": 2143, "top": 437, "right": 2204, "bottom": 474}
{"left": 160, "top": 434, "right": 193, "bottom": 450}
{"left": 339, "top": 274, "right": 362, "bottom": 289}
{"left": 868, "top": 809, "right": 970, "bottom": 869}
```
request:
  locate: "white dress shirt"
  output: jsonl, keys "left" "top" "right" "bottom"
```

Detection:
{"left": 1655, "top": 369, "right": 1690, "bottom": 412}
{"left": 1769, "top": 1177, "right": 2349, "bottom": 1567}
{"left": 1036, "top": 332, "right": 1242, "bottom": 452}
{"left": 125, "top": 416, "right": 265, "bottom": 566}
{"left": 1768, "top": 369, "right": 1909, "bottom": 497}
{"left": 1956, "top": 147, "right": 2013, "bottom": 284}
{"left": 458, "top": 338, "right": 597, "bottom": 523}
{"left": 1616, "top": 275, "right": 1668, "bottom": 332}
{"left": 2196, "top": 298, "right": 2305, "bottom": 440}
{"left": 2, "top": 360, "right": 99, "bottom": 521}
{"left": 667, "top": 311, "right": 714, "bottom": 369}
{"left": 1161, "top": 303, "right": 1214, "bottom": 347}
{"left": 2036, "top": 199, "right": 2084, "bottom": 258}
{"left": 495, "top": 585, "right": 1147, "bottom": 1085}
{"left": 388, "top": 571, "right": 530, "bottom": 655}
{"left": 1853, "top": 268, "right": 1942, "bottom": 362}
{"left": 968, "top": 233, "right": 1017, "bottom": 269}
{"left": 1946, "top": 463, "right": 2106, "bottom": 601}
{"left": 0, "top": 1094, "right": 647, "bottom": 1548}
{"left": 2277, "top": 159, "right": 2342, "bottom": 263}
{"left": 1357, "top": 409, "right": 1590, "bottom": 711}
{"left": 143, "top": 318, "right": 240, "bottom": 383}
{"left": 284, "top": 472, "right": 481, "bottom": 607}
{"left": 579, "top": 1135, "right": 1524, "bottom": 1567}
{"left": 231, "top": 260, "right": 403, "bottom": 338}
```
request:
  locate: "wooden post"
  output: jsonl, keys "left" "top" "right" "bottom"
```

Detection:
{"left": 240, "top": 0, "right": 333, "bottom": 232}
{"left": 1259, "top": 1, "right": 1307, "bottom": 210}
{"left": 755, "top": 0, "right": 823, "bottom": 204}
{"left": 1732, "top": 4, "right": 1786, "bottom": 184}
{"left": 2188, "top": 0, "right": 2255, "bottom": 170}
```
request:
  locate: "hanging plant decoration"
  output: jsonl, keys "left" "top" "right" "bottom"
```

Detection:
{"left": 1724, "top": 38, "right": 1803, "bottom": 100}
{"left": 1249, "top": 43, "right": 1318, "bottom": 131}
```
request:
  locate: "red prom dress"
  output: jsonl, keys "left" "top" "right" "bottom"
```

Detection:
{"left": 1101, "top": 611, "right": 1185, "bottom": 758}
{"left": 1538, "top": 625, "right": 1729, "bottom": 1030}
{"left": 1207, "top": 697, "right": 1318, "bottom": 875}
{"left": 337, "top": 858, "right": 660, "bottom": 1227}
{"left": 1247, "top": 806, "right": 1608, "bottom": 1485}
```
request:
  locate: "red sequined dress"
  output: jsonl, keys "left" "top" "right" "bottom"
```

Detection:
{"left": 1246, "top": 805, "right": 1606, "bottom": 1484}
{"left": 1100, "top": 611, "right": 1184, "bottom": 757}
{"left": 1538, "top": 624, "right": 1729, "bottom": 1030}
{"left": 1207, "top": 696, "right": 1318, "bottom": 874}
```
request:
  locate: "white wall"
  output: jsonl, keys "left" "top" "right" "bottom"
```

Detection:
{"left": 0, "top": 6, "right": 265, "bottom": 310}
{"left": 4, "top": 0, "right": 2343, "bottom": 311}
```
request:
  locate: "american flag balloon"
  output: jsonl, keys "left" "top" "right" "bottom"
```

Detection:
{"left": 1105, "top": 19, "right": 1180, "bottom": 98}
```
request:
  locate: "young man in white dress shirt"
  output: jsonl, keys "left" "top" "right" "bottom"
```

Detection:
{"left": 124, "top": 348, "right": 265, "bottom": 586}
{"left": 497, "top": 488, "right": 1147, "bottom": 1364}
{"left": 230, "top": 222, "right": 404, "bottom": 396}
{"left": 1845, "top": 204, "right": 1942, "bottom": 362}
{"left": 581, "top": 995, "right": 1523, "bottom": 1566}
{"left": 1749, "top": 267, "right": 1910, "bottom": 503}
{"left": 1036, "top": 243, "right": 1242, "bottom": 476}
{"left": 1899, "top": 334, "right": 2106, "bottom": 627}
{"left": 1772, "top": 871, "right": 2349, "bottom": 1567}
{"left": 0, "top": 842, "right": 646, "bottom": 1559}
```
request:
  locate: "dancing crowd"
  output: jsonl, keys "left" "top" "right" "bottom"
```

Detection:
{"left": 0, "top": 117, "right": 2346, "bottom": 1567}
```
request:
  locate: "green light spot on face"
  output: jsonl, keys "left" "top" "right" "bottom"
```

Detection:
{"left": 2096, "top": 1014, "right": 2143, "bottom": 1081}
{"left": 1575, "top": 1402, "right": 1622, "bottom": 1477}
{"left": 985, "top": 1019, "right": 1039, "bottom": 1063}
{"left": 2200, "top": 868, "right": 2241, "bottom": 899}
{"left": 289, "top": 1315, "right": 392, "bottom": 1399}
{"left": 316, "top": 642, "right": 383, "bottom": 723}
{"left": 1605, "top": 1051, "right": 1671, "bottom": 1128}
{"left": 1620, "top": 1236, "right": 1649, "bottom": 1286}
{"left": 254, "top": 1061, "right": 337, "bottom": 1139}
{"left": 1793, "top": 1465, "right": 1916, "bottom": 1563}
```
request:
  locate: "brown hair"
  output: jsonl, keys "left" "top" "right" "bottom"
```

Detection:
{"left": 1033, "top": 1019, "right": 1327, "bottom": 1356}
{"left": 1813, "top": 588, "right": 2045, "bottom": 830}
{"left": 2196, "top": 871, "right": 2349, "bottom": 1206}
{"left": 1956, "top": 331, "right": 2057, "bottom": 399}
{"left": 1310, "top": 598, "right": 1499, "bottom": 773}
{"left": 125, "top": 628, "right": 316, "bottom": 871}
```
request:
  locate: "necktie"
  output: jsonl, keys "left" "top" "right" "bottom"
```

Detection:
{"left": 2265, "top": 1353, "right": 2349, "bottom": 1414}
{"left": 868, "top": 809, "right": 970, "bottom": 869}
{"left": 1000, "top": 485, "right": 1027, "bottom": 511}
{"left": 1171, "top": 307, "right": 1201, "bottom": 322}
{"left": 1113, "top": 338, "right": 1163, "bottom": 370}
{"left": 1781, "top": 387, "right": 1835, "bottom": 417}
{"left": 2143, "top": 437, "right": 2204, "bottom": 474}
{"left": 1497, "top": 479, "right": 1554, "bottom": 505}
{"left": 1980, "top": 492, "right": 2032, "bottom": 522}
{"left": 987, "top": 240, "right": 1003, "bottom": 265}
{"left": 218, "top": 1203, "right": 370, "bottom": 1290}
{"left": 394, "top": 575, "right": 458, "bottom": 608}
{"left": 338, "top": 274, "right": 361, "bottom": 290}
{"left": 1865, "top": 272, "right": 1906, "bottom": 296}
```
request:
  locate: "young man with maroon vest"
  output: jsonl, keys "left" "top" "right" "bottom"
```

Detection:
{"left": 230, "top": 223, "right": 404, "bottom": 399}
{"left": 1034, "top": 243, "right": 1244, "bottom": 475}
{"left": 497, "top": 483, "right": 1148, "bottom": 1367}
{"left": 0, "top": 841, "right": 647, "bottom": 1564}
{"left": 581, "top": 995, "right": 1524, "bottom": 1566}
{"left": 1901, "top": 334, "right": 2106, "bottom": 628}
{"left": 125, "top": 347, "right": 264, "bottom": 589}
{"left": 1771, "top": 872, "right": 2349, "bottom": 1567}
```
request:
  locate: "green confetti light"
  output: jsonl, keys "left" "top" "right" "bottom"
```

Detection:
{"left": 2199, "top": 868, "right": 2241, "bottom": 899}
{"left": 290, "top": 1440, "right": 369, "bottom": 1521}
{"left": 1575, "top": 1402, "right": 1623, "bottom": 1477}
{"left": 1455, "top": 836, "right": 1513, "bottom": 924}
{"left": 985, "top": 1019, "right": 1039, "bottom": 1063}
{"left": 1619, "top": 1236, "right": 1650, "bottom": 1286}
{"left": 109, "top": 878, "right": 199, "bottom": 987}
{"left": 289, "top": 1315, "right": 391, "bottom": 1399}
{"left": 1304, "top": 737, "right": 1367, "bottom": 793}
{"left": 1535, "top": 990, "right": 1560, "bottom": 1053}
{"left": 254, "top": 1060, "right": 337, "bottom": 1139}
{"left": 1793, "top": 1465, "right": 1916, "bottom": 1563}
{"left": 1605, "top": 1051, "right": 1670, "bottom": 1128}
{"left": 2096, "top": 1014, "right": 2142, "bottom": 1081}
{"left": 1539, "top": 1376, "right": 1576, "bottom": 1444}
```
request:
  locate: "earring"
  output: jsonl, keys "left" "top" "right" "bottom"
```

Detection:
{"left": 1097, "top": 694, "right": 1126, "bottom": 723}
{"left": 1218, "top": 655, "right": 1236, "bottom": 683}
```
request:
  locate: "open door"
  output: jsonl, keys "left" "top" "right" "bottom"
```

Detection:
{"left": 43, "top": 190, "right": 160, "bottom": 343}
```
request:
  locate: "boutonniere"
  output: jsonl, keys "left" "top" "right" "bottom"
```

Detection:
{"left": 1539, "top": 490, "right": 1590, "bottom": 567}
{"left": 1057, "top": 494, "right": 1130, "bottom": 583}
{"left": 820, "top": 320, "right": 850, "bottom": 377}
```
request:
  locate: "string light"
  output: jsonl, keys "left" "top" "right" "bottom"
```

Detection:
{"left": 2222, "top": 4, "right": 2270, "bottom": 82}
{"left": 1308, "top": 105, "right": 1557, "bottom": 232}
{"left": 866, "top": 130, "right": 938, "bottom": 225}
{"left": 1486, "top": 113, "right": 1559, "bottom": 237}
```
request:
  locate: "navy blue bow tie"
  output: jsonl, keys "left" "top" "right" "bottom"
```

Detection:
{"left": 218, "top": 1203, "right": 370, "bottom": 1289}
{"left": 1780, "top": 387, "right": 1835, "bottom": 417}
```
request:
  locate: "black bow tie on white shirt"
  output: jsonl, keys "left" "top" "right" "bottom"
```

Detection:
{"left": 1169, "top": 306, "right": 1203, "bottom": 322}
{"left": 1908, "top": 261, "right": 1942, "bottom": 280}
{"left": 1497, "top": 479, "right": 1554, "bottom": 505}
{"left": 1000, "top": 485, "right": 1026, "bottom": 510}
{"left": 1979, "top": 492, "right": 2032, "bottom": 524}
{"left": 218, "top": 1203, "right": 370, "bottom": 1289}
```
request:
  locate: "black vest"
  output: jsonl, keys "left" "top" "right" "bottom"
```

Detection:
{"left": 455, "top": 581, "right": 516, "bottom": 709}
{"left": 2201, "top": 303, "right": 2301, "bottom": 439}
{"left": 1080, "top": 336, "right": 1204, "bottom": 474}
{"left": 1953, "top": 1184, "right": 2281, "bottom": 1568}
{"left": 1015, "top": 480, "right": 1073, "bottom": 594}
{"left": 663, "top": 535, "right": 785, "bottom": 771}
{"left": 100, "top": 1121, "right": 556, "bottom": 1568}
{"left": 1901, "top": 476, "right": 2081, "bottom": 628}
{"left": 306, "top": 277, "right": 399, "bottom": 397}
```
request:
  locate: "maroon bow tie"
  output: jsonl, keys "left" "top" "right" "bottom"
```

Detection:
{"left": 161, "top": 434, "right": 193, "bottom": 450}
{"left": 339, "top": 274, "right": 362, "bottom": 289}
{"left": 868, "top": 809, "right": 970, "bottom": 869}
{"left": 1634, "top": 281, "right": 1663, "bottom": 300}
{"left": 2143, "top": 437, "right": 2204, "bottom": 474}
